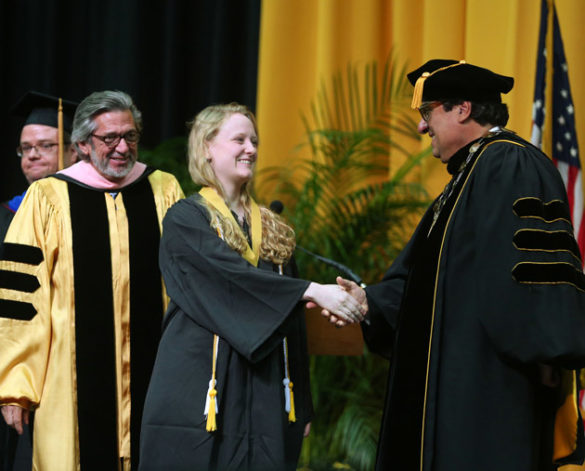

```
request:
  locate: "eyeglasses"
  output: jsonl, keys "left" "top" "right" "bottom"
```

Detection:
{"left": 418, "top": 101, "right": 443, "bottom": 122}
{"left": 16, "top": 142, "right": 59, "bottom": 157}
{"left": 91, "top": 130, "right": 140, "bottom": 147}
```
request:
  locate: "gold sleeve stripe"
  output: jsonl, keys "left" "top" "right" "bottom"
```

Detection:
{"left": 0, "top": 243, "right": 43, "bottom": 265}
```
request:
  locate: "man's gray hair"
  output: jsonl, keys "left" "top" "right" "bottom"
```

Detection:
{"left": 71, "top": 90, "right": 142, "bottom": 159}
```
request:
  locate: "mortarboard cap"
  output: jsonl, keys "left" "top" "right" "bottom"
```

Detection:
{"left": 11, "top": 91, "right": 78, "bottom": 134}
{"left": 407, "top": 59, "right": 514, "bottom": 109}
{"left": 11, "top": 91, "right": 79, "bottom": 170}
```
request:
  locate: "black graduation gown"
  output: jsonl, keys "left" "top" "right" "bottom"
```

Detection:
{"left": 363, "top": 131, "right": 585, "bottom": 471}
{"left": 139, "top": 196, "right": 313, "bottom": 471}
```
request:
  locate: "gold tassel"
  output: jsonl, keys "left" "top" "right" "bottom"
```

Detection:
{"left": 411, "top": 72, "right": 429, "bottom": 109}
{"left": 410, "top": 60, "right": 467, "bottom": 110}
{"left": 288, "top": 381, "right": 296, "bottom": 423}
{"left": 205, "top": 334, "right": 219, "bottom": 433}
{"left": 58, "top": 98, "right": 64, "bottom": 170}
{"left": 206, "top": 388, "right": 218, "bottom": 432}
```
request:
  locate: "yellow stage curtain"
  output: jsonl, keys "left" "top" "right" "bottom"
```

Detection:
{"left": 256, "top": 0, "right": 585, "bottom": 198}
{"left": 257, "top": 1, "right": 585, "bottom": 469}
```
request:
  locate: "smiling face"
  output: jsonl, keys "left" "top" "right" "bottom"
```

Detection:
{"left": 207, "top": 113, "right": 258, "bottom": 192}
{"left": 417, "top": 102, "right": 467, "bottom": 163}
{"left": 77, "top": 110, "right": 138, "bottom": 182}
{"left": 19, "top": 124, "right": 77, "bottom": 184}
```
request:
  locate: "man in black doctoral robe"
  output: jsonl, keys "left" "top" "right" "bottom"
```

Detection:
{"left": 337, "top": 60, "right": 585, "bottom": 471}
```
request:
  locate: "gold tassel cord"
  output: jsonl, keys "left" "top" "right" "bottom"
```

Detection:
{"left": 206, "top": 385, "right": 218, "bottom": 432}
{"left": 58, "top": 98, "right": 64, "bottom": 170}
{"left": 411, "top": 73, "right": 429, "bottom": 109}
{"left": 205, "top": 334, "right": 219, "bottom": 432}
{"left": 288, "top": 384, "right": 296, "bottom": 422}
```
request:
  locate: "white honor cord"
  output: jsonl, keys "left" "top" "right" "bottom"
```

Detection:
{"left": 283, "top": 338, "right": 291, "bottom": 413}
{"left": 204, "top": 379, "right": 218, "bottom": 415}
{"left": 279, "top": 265, "right": 292, "bottom": 413}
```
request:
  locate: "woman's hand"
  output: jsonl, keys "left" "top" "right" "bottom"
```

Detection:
{"left": 306, "top": 277, "right": 369, "bottom": 326}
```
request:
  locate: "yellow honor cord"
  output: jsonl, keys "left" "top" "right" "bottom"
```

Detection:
{"left": 288, "top": 383, "right": 296, "bottom": 423}
{"left": 199, "top": 187, "right": 262, "bottom": 267}
{"left": 205, "top": 334, "right": 219, "bottom": 432}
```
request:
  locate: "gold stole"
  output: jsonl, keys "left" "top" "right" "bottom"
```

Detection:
{"left": 199, "top": 186, "right": 261, "bottom": 267}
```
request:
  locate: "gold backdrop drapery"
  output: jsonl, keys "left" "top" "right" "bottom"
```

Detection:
{"left": 256, "top": 2, "right": 585, "bottom": 469}
{"left": 256, "top": 0, "right": 585, "bottom": 197}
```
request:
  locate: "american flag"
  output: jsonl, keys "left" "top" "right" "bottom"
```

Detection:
{"left": 531, "top": 0, "right": 585, "bottom": 262}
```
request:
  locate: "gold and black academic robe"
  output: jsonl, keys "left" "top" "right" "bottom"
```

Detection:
{"left": 0, "top": 168, "right": 183, "bottom": 471}
{"left": 364, "top": 131, "right": 585, "bottom": 471}
{"left": 139, "top": 195, "right": 314, "bottom": 471}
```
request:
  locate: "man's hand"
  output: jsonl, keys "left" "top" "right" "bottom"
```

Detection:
{"left": 336, "top": 277, "right": 367, "bottom": 308}
{"left": 1, "top": 405, "right": 29, "bottom": 435}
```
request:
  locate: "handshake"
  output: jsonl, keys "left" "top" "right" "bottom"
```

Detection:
{"left": 304, "top": 277, "right": 368, "bottom": 326}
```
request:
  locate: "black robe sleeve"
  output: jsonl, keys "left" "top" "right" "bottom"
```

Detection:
{"left": 361, "top": 207, "right": 433, "bottom": 359}
{"left": 454, "top": 139, "right": 585, "bottom": 367}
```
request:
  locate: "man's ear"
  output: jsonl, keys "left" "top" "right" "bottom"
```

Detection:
{"left": 77, "top": 140, "right": 91, "bottom": 158}
{"left": 457, "top": 101, "right": 472, "bottom": 122}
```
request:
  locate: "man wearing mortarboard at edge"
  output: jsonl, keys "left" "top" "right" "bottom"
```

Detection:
{"left": 0, "top": 92, "right": 79, "bottom": 242}
{"left": 0, "top": 91, "right": 78, "bottom": 471}
{"left": 0, "top": 90, "right": 184, "bottom": 470}
{"left": 335, "top": 60, "right": 585, "bottom": 470}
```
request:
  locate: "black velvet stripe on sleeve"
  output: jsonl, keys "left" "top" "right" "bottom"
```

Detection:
{"left": 513, "top": 230, "right": 581, "bottom": 260}
{"left": 513, "top": 197, "right": 571, "bottom": 222}
{"left": 68, "top": 184, "right": 119, "bottom": 470}
{"left": 0, "top": 299, "right": 37, "bottom": 320}
{"left": 0, "top": 269, "right": 40, "bottom": 292}
{"left": 0, "top": 243, "right": 43, "bottom": 265}
{"left": 512, "top": 262, "right": 585, "bottom": 291}
{"left": 122, "top": 178, "right": 164, "bottom": 469}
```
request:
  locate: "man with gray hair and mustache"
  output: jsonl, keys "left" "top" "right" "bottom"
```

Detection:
{"left": 0, "top": 90, "right": 183, "bottom": 470}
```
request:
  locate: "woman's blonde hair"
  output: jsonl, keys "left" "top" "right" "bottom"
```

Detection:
{"left": 188, "top": 103, "right": 296, "bottom": 264}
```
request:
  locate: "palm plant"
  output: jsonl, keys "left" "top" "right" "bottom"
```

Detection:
{"left": 255, "top": 56, "right": 430, "bottom": 285}
{"left": 254, "top": 55, "right": 431, "bottom": 470}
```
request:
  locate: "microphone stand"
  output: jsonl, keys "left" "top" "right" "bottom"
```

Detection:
{"left": 295, "top": 245, "right": 367, "bottom": 288}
